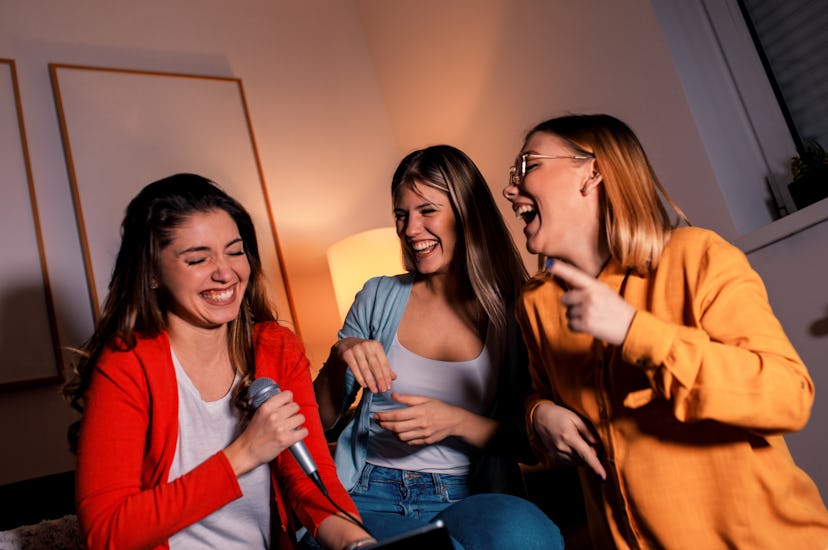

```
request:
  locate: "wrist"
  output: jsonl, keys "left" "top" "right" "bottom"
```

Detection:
{"left": 528, "top": 399, "right": 554, "bottom": 433}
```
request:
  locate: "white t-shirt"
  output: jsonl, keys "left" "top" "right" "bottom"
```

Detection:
{"left": 167, "top": 348, "right": 271, "bottom": 549}
{"left": 367, "top": 334, "right": 497, "bottom": 474}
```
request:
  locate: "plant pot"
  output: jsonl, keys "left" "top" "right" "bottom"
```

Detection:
{"left": 788, "top": 173, "right": 828, "bottom": 210}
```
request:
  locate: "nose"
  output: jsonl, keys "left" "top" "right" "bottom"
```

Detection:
{"left": 211, "top": 256, "right": 234, "bottom": 282}
{"left": 403, "top": 214, "right": 422, "bottom": 237}
{"left": 503, "top": 179, "right": 518, "bottom": 201}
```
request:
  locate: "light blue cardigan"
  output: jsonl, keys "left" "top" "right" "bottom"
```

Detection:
{"left": 331, "top": 273, "right": 532, "bottom": 495}
{"left": 332, "top": 273, "right": 412, "bottom": 491}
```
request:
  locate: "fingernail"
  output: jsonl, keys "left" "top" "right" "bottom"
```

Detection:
{"left": 545, "top": 257, "right": 555, "bottom": 271}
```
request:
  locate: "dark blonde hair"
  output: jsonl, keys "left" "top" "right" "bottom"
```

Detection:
{"left": 527, "top": 114, "right": 688, "bottom": 274}
{"left": 391, "top": 145, "right": 527, "bottom": 333}
{"left": 62, "top": 173, "right": 275, "bottom": 449}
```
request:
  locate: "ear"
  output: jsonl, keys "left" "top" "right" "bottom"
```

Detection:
{"left": 580, "top": 164, "right": 603, "bottom": 196}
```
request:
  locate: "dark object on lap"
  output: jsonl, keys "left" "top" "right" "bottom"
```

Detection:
{"left": 366, "top": 521, "right": 453, "bottom": 550}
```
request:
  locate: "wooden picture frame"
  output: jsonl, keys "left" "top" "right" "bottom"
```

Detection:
{"left": 0, "top": 59, "right": 62, "bottom": 389}
{"left": 49, "top": 64, "right": 299, "bottom": 335}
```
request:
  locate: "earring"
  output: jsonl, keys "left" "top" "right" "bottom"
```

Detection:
{"left": 150, "top": 280, "right": 159, "bottom": 290}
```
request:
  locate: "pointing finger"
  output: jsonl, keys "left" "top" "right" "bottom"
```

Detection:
{"left": 547, "top": 258, "right": 597, "bottom": 289}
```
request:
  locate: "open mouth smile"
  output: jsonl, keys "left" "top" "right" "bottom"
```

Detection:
{"left": 412, "top": 240, "right": 438, "bottom": 256}
{"left": 200, "top": 286, "right": 236, "bottom": 305}
{"left": 515, "top": 204, "right": 538, "bottom": 224}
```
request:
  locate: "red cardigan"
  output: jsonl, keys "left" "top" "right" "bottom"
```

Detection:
{"left": 76, "top": 322, "right": 356, "bottom": 549}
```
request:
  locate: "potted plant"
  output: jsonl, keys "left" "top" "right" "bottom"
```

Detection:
{"left": 788, "top": 140, "right": 828, "bottom": 210}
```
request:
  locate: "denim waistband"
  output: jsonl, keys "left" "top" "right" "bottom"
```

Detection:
{"left": 360, "top": 463, "right": 468, "bottom": 488}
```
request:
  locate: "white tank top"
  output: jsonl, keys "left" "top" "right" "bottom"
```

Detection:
{"left": 366, "top": 334, "right": 497, "bottom": 474}
{"left": 167, "top": 348, "right": 270, "bottom": 549}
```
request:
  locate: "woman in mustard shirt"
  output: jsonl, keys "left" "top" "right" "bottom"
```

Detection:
{"left": 502, "top": 113, "right": 828, "bottom": 549}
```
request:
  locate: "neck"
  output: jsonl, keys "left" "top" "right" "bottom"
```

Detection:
{"left": 166, "top": 316, "right": 229, "bottom": 361}
{"left": 417, "top": 267, "right": 474, "bottom": 302}
{"left": 562, "top": 237, "right": 610, "bottom": 278}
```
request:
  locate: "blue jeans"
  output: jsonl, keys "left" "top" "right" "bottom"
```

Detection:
{"left": 350, "top": 464, "right": 564, "bottom": 550}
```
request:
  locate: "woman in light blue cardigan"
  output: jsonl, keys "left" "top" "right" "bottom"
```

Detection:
{"left": 314, "top": 146, "right": 563, "bottom": 550}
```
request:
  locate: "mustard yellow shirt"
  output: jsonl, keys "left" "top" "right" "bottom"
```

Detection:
{"left": 517, "top": 227, "right": 828, "bottom": 549}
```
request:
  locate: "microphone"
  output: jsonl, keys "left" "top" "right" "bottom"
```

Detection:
{"left": 249, "top": 377, "right": 376, "bottom": 540}
{"left": 248, "top": 377, "right": 326, "bottom": 494}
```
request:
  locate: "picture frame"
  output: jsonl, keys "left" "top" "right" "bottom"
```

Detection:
{"left": 0, "top": 58, "right": 63, "bottom": 389}
{"left": 49, "top": 64, "right": 299, "bottom": 335}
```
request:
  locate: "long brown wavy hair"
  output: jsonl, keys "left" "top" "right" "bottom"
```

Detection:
{"left": 62, "top": 173, "right": 276, "bottom": 451}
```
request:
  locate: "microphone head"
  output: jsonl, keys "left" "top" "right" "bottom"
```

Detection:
{"left": 248, "top": 377, "right": 280, "bottom": 409}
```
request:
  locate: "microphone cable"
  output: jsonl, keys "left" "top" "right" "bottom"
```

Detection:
{"left": 248, "top": 377, "right": 376, "bottom": 539}
{"left": 310, "top": 474, "right": 375, "bottom": 539}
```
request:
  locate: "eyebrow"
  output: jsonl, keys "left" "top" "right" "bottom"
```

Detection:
{"left": 394, "top": 199, "right": 443, "bottom": 212}
{"left": 177, "top": 237, "right": 243, "bottom": 255}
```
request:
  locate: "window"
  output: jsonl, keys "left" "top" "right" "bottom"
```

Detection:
{"left": 651, "top": 0, "right": 828, "bottom": 247}
{"left": 738, "top": 0, "right": 828, "bottom": 212}
{"left": 738, "top": 0, "right": 828, "bottom": 151}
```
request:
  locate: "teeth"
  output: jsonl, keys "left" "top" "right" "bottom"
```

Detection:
{"left": 515, "top": 204, "right": 538, "bottom": 224}
{"left": 413, "top": 240, "right": 437, "bottom": 251}
{"left": 202, "top": 288, "right": 234, "bottom": 302}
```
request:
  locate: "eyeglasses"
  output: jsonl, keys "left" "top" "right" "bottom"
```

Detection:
{"left": 509, "top": 152, "right": 594, "bottom": 186}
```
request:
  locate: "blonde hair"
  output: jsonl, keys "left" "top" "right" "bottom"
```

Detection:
{"left": 527, "top": 114, "right": 688, "bottom": 274}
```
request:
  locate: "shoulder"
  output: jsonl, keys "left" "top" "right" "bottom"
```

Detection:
{"left": 94, "top": 332, "right": 173, "bottom": 396}
{"left": 658, "top": 227, "right": 760, "bottom": 297}
{"left": 668, "top": 226, "right": 731, "bottom": 249}
{"left": 663, "top": 226, "right": 747, "bottom": 267}
{"left": 352, "top": 273, "right": 414, "bottom": 307}
{"left": 98, "top": 332, "right": 170, "bottom": 370}
{"left": 363, "top": 273, "right": 414, "bottom": 293}
{"left": 253, "top": 322, "right": 309, "bottom": 379}
{"left": 254, "top": 321, "right": 303, "bottom": 351}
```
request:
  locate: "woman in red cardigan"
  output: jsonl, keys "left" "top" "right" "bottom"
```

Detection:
{"left": 63, "top": 174, "right": 373, "bottom": 550}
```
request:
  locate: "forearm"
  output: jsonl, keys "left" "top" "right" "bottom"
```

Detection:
{"left": 624, "top": 309, "right": 813, "bottom": 432}
{"left": 314, "top": 355, "right": 347, "bottom": 430}
{"left": 315, "top": 514, "right": 375, "bottom": 550}
{"left": 79, "top": 451, "right": 241, "bottom": 549}
{"left": 453, "top": 408, "right": 500, "bottom": 448}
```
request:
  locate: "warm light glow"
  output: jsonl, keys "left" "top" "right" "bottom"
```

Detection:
{"left": 327, "top": 227, "right": 405, "bottom": 322}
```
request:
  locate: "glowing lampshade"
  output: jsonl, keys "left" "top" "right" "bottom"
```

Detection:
{"left": 327, "top": 227, "right": 405, "bottom": 321}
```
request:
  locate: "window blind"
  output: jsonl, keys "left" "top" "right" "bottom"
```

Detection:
{"left": 739, "top": 0, "right": 828, "bottom": 150}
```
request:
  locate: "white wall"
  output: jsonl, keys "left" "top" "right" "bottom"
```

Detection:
{"left": 0, "top": 0, "right": 825, "bottom": 502}
{"left": 746, "top": 220, "right": 828, "bottom": 494}
{"left": 0, "top": 0, "right": 398, "bottom": 484}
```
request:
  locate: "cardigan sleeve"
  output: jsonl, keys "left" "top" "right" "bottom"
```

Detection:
{"left": 621, "top": 233, "right": 814, "bottom": 433}
{"left": 255, "top": 323, "right": 360, "bottom": 538}
{"left": 335, "top": 277, "right": 379, "bottom": 412}
{"left": 76, "top": 346, "right": 241, "bottom": 550}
